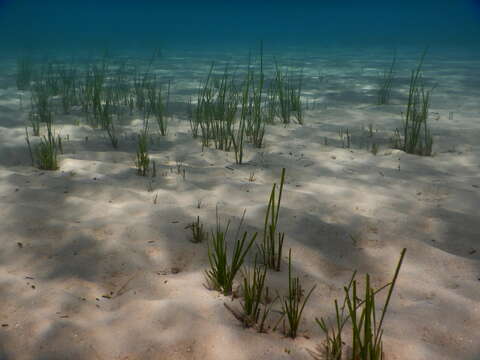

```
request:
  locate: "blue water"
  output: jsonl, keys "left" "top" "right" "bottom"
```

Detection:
{"left": 0, "top": 0, "right": 479, "bottom": 55}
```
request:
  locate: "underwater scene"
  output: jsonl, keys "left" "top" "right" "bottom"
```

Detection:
{"left": 0, "top": 1, "right": 479, "bottom": 359}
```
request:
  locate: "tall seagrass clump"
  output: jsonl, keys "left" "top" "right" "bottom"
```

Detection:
{"left": 316, "top": 249, "right": 407, "bottom": 360}
{"left": 29, "top": 83, "right": 51, "bottom": 136}
{"left": 393, "top": 50, "right": 434, "bottom": 156}
{"left": 378, "top": 52, "right": 396, "bottom": 105}
{"left": 205, "top": 210, "right": 257, "bottom": 295}
{"left": 147, "top": 80, "right": 170, "bottom": 136}
{"left": 135, "top": 120, "right": 150, "bottom": 176}
{"left": 274, "top": 61, "right": 304, "bottom": 125}
{"left": 258, "top": 168, "right": 285, "bottom": 271}
{"left": 25, "top": 115, "right": 61, "bottom": 170}
{"left": 192, "top": 43, "right": 305, "bottom": 164}
{"left": 279, "top": 249, "right": 316, "bottom": 338}
{"left": 239, "top": 256, "right": 274, "bottom": 332}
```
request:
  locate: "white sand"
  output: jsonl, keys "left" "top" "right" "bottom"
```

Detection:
{"left": 0, "top": 51, "right": 479, "bottom": 359}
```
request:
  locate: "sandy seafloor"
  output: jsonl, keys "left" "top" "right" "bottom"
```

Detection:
{"left": 0, "top": 47, "right": 479, "bottom": 360}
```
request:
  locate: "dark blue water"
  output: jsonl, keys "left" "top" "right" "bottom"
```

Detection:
{"left": 0, "top": 0, "right": 479, "bottom": 55}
